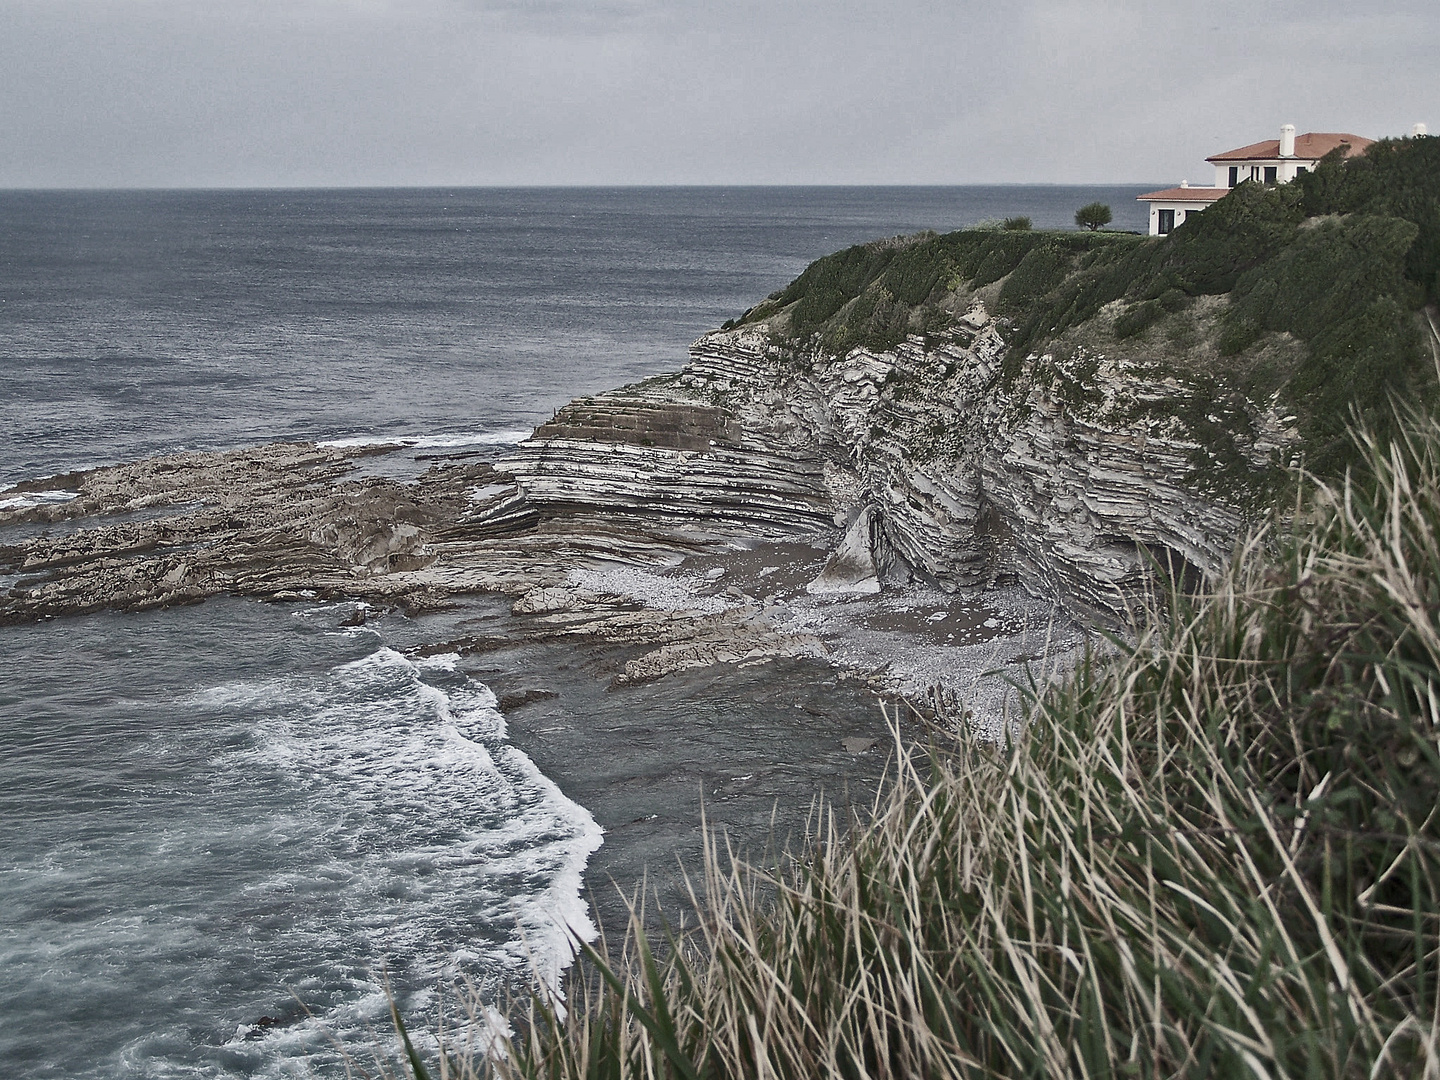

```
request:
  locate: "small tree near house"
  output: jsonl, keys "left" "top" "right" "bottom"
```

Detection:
{"left": 1074, "top": 202, "right": 1113, "bottom": 231}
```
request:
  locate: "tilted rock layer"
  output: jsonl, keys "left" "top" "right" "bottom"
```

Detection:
{"left": 2, "top": 304, "right": 1293, "bottom": 637}
{"left": 500, "top": 305, "right": 1295, "bottom": 617}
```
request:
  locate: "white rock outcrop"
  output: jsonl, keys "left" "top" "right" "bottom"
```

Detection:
{"left": 806, "top": 507, "right": 881, "bottom": 595}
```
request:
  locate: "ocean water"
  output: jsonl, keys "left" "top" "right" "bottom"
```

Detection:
{"left": 0, "top": 186, "right": 1151, "bottom": 487}
{"left": 0, "top": 186, "right": 1152, "bottom": 1077}
{"left": 0, "top": 602, "right": 601, "bottom": 1077}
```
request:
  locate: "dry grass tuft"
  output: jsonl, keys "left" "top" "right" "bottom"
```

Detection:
{"left": 391, "top": 418, "right": 1440, "bottom": 1080}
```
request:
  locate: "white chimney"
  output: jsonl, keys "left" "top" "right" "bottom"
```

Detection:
{"left": 1414, "top": 123, "right": 1429, "bottom": 137}
{"left": 1279, "top": 124, "right": 1296, "bottom": 157}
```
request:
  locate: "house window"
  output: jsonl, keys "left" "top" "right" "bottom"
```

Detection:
{"left": 1158, "top": 209, "right": 1175, "bottom": 235}
{"left": 1229, "top": 166, "right": 1239, "bottom": 187}
{"left": 1264, "top": 166, "right": 1278, "bottom": 183}
{"left": 1251, "top": 166, "right": 1261, "bottom": 182}
{"left": 1296, "top": 166, "right": 1308, "bottom": 176}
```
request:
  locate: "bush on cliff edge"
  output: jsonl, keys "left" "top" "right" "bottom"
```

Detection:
{"left": 388, "top": 416, "right": 1440, "bottom": 1079}
{"left": 742, "top": 137, "right": 1438, "bottom": 482}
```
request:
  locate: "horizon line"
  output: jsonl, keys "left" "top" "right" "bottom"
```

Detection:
{"left": 0, "top": 181, "right": 1166, "bottom": 194}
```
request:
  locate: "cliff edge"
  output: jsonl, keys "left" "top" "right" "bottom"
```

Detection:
{"left": 501, "top": 135, "right": 1440, "bottom": 618}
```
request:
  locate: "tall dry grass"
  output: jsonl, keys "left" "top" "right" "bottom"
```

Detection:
{"left": 393, "top": 420, "right": 1440, "bottom": 1080}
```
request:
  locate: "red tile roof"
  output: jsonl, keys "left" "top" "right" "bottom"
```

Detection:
{"left": 1137, "top": 187, "right": 1230, "bottom": 202}
{"left": 1206, "top": 133, "right": 1373, "bottom": 163}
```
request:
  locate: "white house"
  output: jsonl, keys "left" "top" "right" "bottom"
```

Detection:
{"left": 1135, "top": 181, "right": 1231, "bottom": 237}
{"left": 1136, "top": 124, "right": 1391, "bottom": 236}
{"left": 1207, "top": 126, "right": 1374, "bottom": 188}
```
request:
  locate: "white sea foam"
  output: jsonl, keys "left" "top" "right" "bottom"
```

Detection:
{"left": 414, "top": 651, "right": 461, "bottom": 673}
{"left": 247, "top": 644, "right": 602, "bottom": 991}
{"left": 104, "top": 635, "right": 605, "bottom": 1078}
{"left": 318, "top": 430, "right": 532, "bottom": 450}
{"left": 182, "top": 677, "right": 322, "bottom": 712}
{"left": 0, "top": 488, "right": 79, "bottom": 511}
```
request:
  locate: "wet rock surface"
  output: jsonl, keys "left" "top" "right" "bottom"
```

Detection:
{"left": 0, "top": 442, "right": 482, "bottom": 621}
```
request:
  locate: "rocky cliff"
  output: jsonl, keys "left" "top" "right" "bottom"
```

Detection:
{"left": 0, "top": 298, "right": 1297, "bottom": 643}
{"left": 496, "top": 296, "right": 1296, "bottom": 620}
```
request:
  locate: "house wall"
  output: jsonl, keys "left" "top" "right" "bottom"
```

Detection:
{"left": 1146, "top": 200, "right": 1216, "bottom": 236}
{"left": 1213, "top": 159, "right": 1315, "bottom": 188}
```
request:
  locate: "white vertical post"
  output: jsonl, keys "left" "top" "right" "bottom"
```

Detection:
{"left": 1279, "top": 124, "right": 1296, "bottom": 157}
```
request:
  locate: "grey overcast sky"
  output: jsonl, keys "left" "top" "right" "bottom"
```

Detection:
{"left": 0, "top": 0, "right": 1434, "bottom": 188}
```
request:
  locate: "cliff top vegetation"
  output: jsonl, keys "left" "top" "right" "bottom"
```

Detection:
{"left": 737, "top": 135, "right": 1440, "bottom": 477}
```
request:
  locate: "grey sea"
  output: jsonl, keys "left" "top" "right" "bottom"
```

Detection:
{"left": 0, "top": 186, "right": 1151, "bottom": 1078}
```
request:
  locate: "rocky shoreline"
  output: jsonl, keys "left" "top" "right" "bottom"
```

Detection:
{"left": 3, "top": 298, "right": 1275, "bottom": 726}
{"left": 0, "top": 441, "right": 1072, "bottom": 733}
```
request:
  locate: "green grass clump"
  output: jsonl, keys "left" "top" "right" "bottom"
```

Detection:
{"left": 741, "top": 229, "right": 1137, "bottom": 352}
{"left": 393, "top": 418, "right": 1440, "bottom": 1079}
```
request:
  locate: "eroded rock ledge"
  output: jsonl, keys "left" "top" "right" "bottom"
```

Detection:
{"left": 498, "top": 304, "right": 1292, "bottom": 618}
{"left": 0, "top": 304, "right": 1289, "bottom": 697}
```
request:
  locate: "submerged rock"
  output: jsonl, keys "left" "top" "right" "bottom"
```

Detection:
{"left": 497, "top": 688, "right": 559, "bottom": 712}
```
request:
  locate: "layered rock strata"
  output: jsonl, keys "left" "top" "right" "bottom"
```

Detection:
{"left": 493, "top": 306, "right": 1293, "bottom": 618}
{"left": 0, "top": 444, "right": 826, "bottom": 687}
{"left": 501, "top": 395, "right": 833, "bottom": 534}
{"left": 1, "top": 300, "right": 1292, "bottom": 655}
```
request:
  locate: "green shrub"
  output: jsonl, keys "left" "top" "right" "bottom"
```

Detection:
{"left": 820, "top": 284, "right": 913, "bottom": 355}
{"left": 1215, "top": 311, "right": 1262, "bottom": 356}
{"left": 1288, "top": 295, "right": 1426, "bottom": 471}
{"left": 1300, "top": 134, "right": 1440, "bottom": 300}
{"left": 1113, "top": 287, "right": 1190, "bottom": 339}
{"left": 997, "top": 243, "right": 1069, "bottom": 313}
{"left": 742, "top": 230, "right": 1135, "bottom": 354}
{"left": 1074, "top": 201, "right": 1113, "bottom": 230}
{"left": 1002, "top": 215, "right": 1032, "bottom": 231}
{"left": 1003, "top": 240, "right": 1153, "bottom": 362}
{"left": 968, "top": 232, "right": 1049, "bottom": 286}
{"left": 1224, "top": 214, "right": 1426, "bottom": 471}
{"left": 876, "top": 242, "right": 951, "bottom": 306}
{"left": 767, "top": 240, "right": 904, "bottom": 340}
{"left": 1229, "top": 214, "right": 1417, "bottom": 341}
{"left": 1148, "top": 180, "right": 1305, "bottom": 295}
